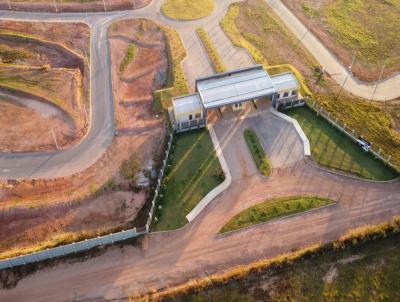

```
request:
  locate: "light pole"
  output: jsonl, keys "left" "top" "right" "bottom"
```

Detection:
{"left": 335, "top": 50, "right": 357, "bottom": 101}
{"left": 359, "top": 60, "right": 387, "bottom": 137}
{"left": 7, "top": 0, "right": 11, "bottom": 10}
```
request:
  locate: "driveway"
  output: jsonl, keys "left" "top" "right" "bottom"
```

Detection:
{"left": 213, "top": 106, "right": 304, "bottom": 179}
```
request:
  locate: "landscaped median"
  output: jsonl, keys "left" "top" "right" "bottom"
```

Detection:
{"left": 152, "top": 129, "right": 225, "bottom": 231}
{"left": 220, "top": 196, "right": 335, "bottom": 234}
{"left": 161, "top": 0, "right": 214, "bottom": 20}
{"left": 196, "top": 27, "right": 226, "bottom": 73}
{"left": 244, "top": 128, "right": 272, "bottom": 177}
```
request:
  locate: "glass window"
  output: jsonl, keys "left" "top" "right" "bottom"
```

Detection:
{"left": 292, "top": 90, "right": 297, "bottom": 96}
{"left": 189, "top": 114, "right": 193, "bottom": 120}
{"left": 195, "top": 113, "right": 201, "bottom": 119}
{"left": 283, "top": 92, "right": 289, "bottom": 98}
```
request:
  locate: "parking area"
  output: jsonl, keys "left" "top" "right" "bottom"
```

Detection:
{"left": 212, "top": 106, "right": 304, "bottom": 180}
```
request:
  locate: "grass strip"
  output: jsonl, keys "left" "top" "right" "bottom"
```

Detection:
{"left": 196, "top": 27, "right": 226, "bottom": 73}
{"left": 119, "top": 43, "right": 136, "bottom": 74}
{"left": 220, "top": 196, "right": 334, "bottom": 233}
{"left": 161, "top": 0, "right": 214, "bottom": 21}
{"left": 152, "top": 129, "right": 224, "bottom": 231}
{"left": 243, "top": 128, "right": 271, "bottom": 177}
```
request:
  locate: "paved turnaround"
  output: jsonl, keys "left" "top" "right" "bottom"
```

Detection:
{"left": 0, "top": 113, "right": 399, "bottom": 301}
{"left": 0, "top": 0, "right": 399, "bottom": 179}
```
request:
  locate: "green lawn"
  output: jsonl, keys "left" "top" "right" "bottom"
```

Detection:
{"left": 169, "top": 235, "right": 400, "bottom": 301}
{"left": 286, "top": 106, "right": 399, "bottom": 181}
{"left": 153, "top": 129, "right": 224, "bottom": 231}
{"left": 220, "top": 196, "right": 334, "bottom": 233}
{"left": 243, "top": 128, "right": 271, "bottom": 177}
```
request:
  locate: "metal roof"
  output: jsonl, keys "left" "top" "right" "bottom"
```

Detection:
{"left": 172, "top": 93, "right": 203, "bottom": 117}
{"left": 270, "top": 72, "right": 300, "bottom": 92}
{"left": 196, "top": 65, "right": 276, "bottom": 110}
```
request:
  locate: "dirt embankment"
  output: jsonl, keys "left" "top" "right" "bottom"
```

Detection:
{"left": 0, "top": 21, "right": 90, "bottom": 152}
{"left": 0, "top": 19, "right": 168, "bottom": 256}
{"left": 0, "top": 0, "right": 151, "bottom": 12}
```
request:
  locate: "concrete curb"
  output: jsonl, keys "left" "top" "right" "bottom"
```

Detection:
{"left": 186, "top": 125, "right": 232, "bottom": 222}
{"left": 270, "top": 108, "right": 311, "bottom": 156}
{"left": 217, "top": 201, "right": 337, "bottom": 238}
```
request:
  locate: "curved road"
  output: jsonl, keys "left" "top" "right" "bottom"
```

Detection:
{"left": 0, "top": 0, "right": 399, "bottom": 179}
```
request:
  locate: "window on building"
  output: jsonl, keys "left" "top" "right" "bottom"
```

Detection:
{"left": 195, "top": 113, "right": 201, "bottom": 119}
{"left": 291, "top": 90, "right": 297, "bottom": 96}
{"left": 283, "top": 92, "right": 289, "bottom": 98}
{"left": 276, "top": 93, "right": 281, "bottom": 99}
{"left": 189, "top": 114, "right": 193, "bottom": 120}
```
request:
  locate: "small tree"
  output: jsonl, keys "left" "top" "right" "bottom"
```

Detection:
{"left": 121, "top": 153, "right": 141, "bottom": 186}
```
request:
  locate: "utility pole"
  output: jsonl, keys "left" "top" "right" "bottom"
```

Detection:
{"left": 102, "top": 0, "right": 107, "bottom": 12}
{"left": 53, "top": 0, "right": 58, "bottom": 12}
{"left": 7, "top": 0, "right": 11, "bottom": 10}
{"left": 359, "top": 61, "right": 386, "bottom": 137}
{"left": 50, "top": 128, "right": 60, "bottom": 150}
{"left": 336, "top": 50, "right": 356, "bottom": 101}
{"left": 132, "top": 0, "right": 136, "bottom": 9}
{"left": 308, "top": 14, "right": 313, "bottom": 30}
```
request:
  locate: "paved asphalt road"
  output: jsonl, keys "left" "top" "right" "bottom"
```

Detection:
{"left": 0, "top": 113, "right": 399, "bottom": 301}
{"left": 0, "top": 0, "right": 399, "bottom": 179}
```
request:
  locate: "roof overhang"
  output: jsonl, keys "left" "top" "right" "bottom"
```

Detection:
{"left": 196, "top": 65, "right": 277, "bottom": 110}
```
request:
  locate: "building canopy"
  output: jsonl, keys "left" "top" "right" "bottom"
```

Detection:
{"left": 195, "top": 65, "right": 276, "bottom": 110}
{"left": 270, "top": 71, "right": 300, "bottom": 92}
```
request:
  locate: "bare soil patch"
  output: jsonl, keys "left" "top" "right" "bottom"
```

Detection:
{"left": 0, "top": 19, "right": 168, "bottom": 256}
{"left": 0, "top": 0, "right": 151, "bottom": 12}
{"left": 0, "top": 21, "right": 90, "bottom": 152}
{"left": 281, "top": 0, "right": 400, "bottom": 81}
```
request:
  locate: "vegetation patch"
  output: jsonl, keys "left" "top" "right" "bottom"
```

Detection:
{"left": 120, "top": 153, "right": 141, "bottom": 186}
{"left": 152, "top": 129, "right": 224, "bottom": 231}
{"left": 196, "top": 27, "right": 226, "bottom": 73}
{"left": 243, "top": 128, "right": 271, "bottom": 177}
{"left": 119, "top": 43, "right": 136, "bottom": 74}
{"left": 161, "top": 0, "right": 214, "bottom": 21}
{"left": 0, "top": 47, "right": 31, "bottom": 64}
{"left": 286, "top": 106, "right": 399, "bottom": 180}
{"left": 220, "top": 196, "right": 334, "bottom": 234}
{"left": 153, "top": 26, "right": 189, "bottom": 113}
{"left": 143, "top": 218, "right": 400, "bottom": 301}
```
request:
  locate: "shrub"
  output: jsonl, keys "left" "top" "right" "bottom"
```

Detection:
{"left": 120, "top": 153, "right": 141, "bottom": 186}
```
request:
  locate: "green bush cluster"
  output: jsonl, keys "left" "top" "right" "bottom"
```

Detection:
{"left": 243, "top": 129, "right": 272, "bottom": 177}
